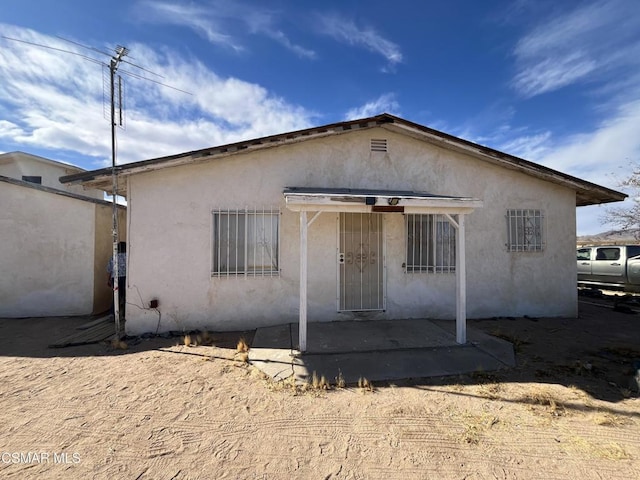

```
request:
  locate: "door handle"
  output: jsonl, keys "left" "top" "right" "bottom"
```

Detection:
{"left": 611, "top": 262, "right": 621, "bottom": 266}
{"left": 580, "top": 262, "right": 589, "bottom": 265}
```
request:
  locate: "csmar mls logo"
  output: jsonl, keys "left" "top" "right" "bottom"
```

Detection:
{"left": 1, "top": 452, "right": 81, "bottom": 464}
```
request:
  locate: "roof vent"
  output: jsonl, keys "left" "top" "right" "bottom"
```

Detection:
{"left": 371, "top": 138, "right": 387, "bottom": 152}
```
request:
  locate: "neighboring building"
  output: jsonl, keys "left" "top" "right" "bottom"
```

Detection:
{"left": 0, "top": 152, "right": 125, "bottom": 317}
{"left": 0, "top": 151, "right": 104, "bottom": 199}
{"left": 61, "top": 114, "right": 625, "bottom": 347}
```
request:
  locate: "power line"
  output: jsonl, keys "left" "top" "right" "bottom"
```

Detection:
{"left": 119, "top": 68, "right": 192, "bottom": 95}
{"left": 2, "top": 34, "right": 192, "bottom": 339}
{"left": 2, "top": 35, "right": 192, "bottom": 96}
{"left": 55, "top": 35, "right": 112, "bottom": 59}
{"left": 1, "top": 35, "right": 104, "bottom": 66}
{"left": 56, "top": 35, "right": 166, "bottom": 79}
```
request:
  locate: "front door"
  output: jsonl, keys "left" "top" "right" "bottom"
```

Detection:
{"left": 338, "top": 213, "right": 384, "bottom": 311}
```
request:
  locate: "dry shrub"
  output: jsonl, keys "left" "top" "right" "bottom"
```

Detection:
{"left": 335, "top": 370, "right": 346, "bottom": 389}
{"left": 593, "top": 412, "right": 629, "bottom": 427}
{"left": 303, "top": 372, "right": 330, "bottom": 391}
{"left": 235, "top": 352, "right": 249, "bottom": 363}
{"left": 237, "top": 337, "right": 249, "bottom": 353}
{"left": 358, "top": 377, "right": 374, "bottom": 392}
{"left": 311, "top": 371, "right": 320, "bottom": 389}
{"left": 568, "top": 436, "right": 632, "bottom": 460}
{"left": 478, "top": 382, "right": 502, "bottom": 399}
{"left": 523, "top": 387, "right": 566, "bottom": 416}
{"left": 183, "top": 334, "right": 192, "bottom": 347}
{"left": 457, "top": 413, "right": 499, "bottom": 445}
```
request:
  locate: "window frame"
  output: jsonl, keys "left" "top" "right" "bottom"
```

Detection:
{"left": 594, "top": 247, "right": 620, "bottom": 261}
{"left": 405, "top": 213, "right": 456, "bottom": 274}
{"left": 506, "top": 209, "right": 544, "bottom": 252}
{"left": 577, "top": 247, "right": 592, "bottom": 261}
{"left": 211, "top": 208, "right": 280, "bottom": 277}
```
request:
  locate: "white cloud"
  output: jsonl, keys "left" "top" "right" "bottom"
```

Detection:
{"left": 345, "top": 93, "right": 400, "bottom": 120}
{"left": 0, "top": 25, "right": 314, "bottom": 167}
{"left": 137, "top": 0, "right": 315, "bottom": 59}
{"left": 463, "top": 99, "right": 639, "bottom": 235}
{"left": 263, "top": 30, "right": 316, "bottom": 59}
{"left": 0, "top": 120, "right": 25, "bottom": 139}
{"left": 512, "top": 0, "right": 640, "bottom": 97}
{"left": 538, "top": 100, "right": 640, "bottom": 182}
{"left": 530, "top": 99, "right": 640, "bottom": 235}
{"left": 497, "top": 131, "right": 552, "bottom": 161}
{"left": 319, "top": 15, "right": 402, "bottom": 68}
{"left": 244, "top": 9, "right": 317, "bottom": 59}
{"left": 137, "top": 1, "right": 243, "bottom": 51}
{"left": 500, "top": 0, "right": 640, "bottom": 234}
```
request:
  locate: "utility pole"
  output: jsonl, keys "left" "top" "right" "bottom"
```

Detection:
{"left": 110, "top": 45, "right": 128, "bottom": 338}
{"left": 2, "top": 36, "right": 189, "bottom": 338}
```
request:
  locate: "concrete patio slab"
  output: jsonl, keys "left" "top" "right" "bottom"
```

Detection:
{"left": 249, "top": 319, "right": 515, "bottom": 384}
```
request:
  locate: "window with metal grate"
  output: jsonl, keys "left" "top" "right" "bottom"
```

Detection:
{"left": 212, "top": 208, "right": 280, "bottom": 276}
{"left": 405, "top": 214, "right": 456, "bottom": 273}
{"left": 506, "top": 209, "right": 544, "bottom": 252}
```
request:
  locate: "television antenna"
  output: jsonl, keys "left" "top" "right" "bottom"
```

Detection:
{"left": 2, "top": 34, "right": 191, "bottom": 338}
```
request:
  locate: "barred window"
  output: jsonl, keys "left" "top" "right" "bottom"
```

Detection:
{"left": 212, "top": 208, "right": 279, "bottom": 276}
{"left": 506, "top": 209, "right": 544, "bottom": 252}
{"left": 405, "top": 214, "right": 456, "bottom": 273}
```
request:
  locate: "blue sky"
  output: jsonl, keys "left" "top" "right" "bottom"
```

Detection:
{"left": 1, "top": 0, "right": 639, "bottom": 234}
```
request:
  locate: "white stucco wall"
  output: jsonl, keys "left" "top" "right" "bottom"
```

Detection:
{"left": 0, "top": 152, "right": 103, "bottom": 199}
{"left": 0, "top": 182, "right": 98, "bottom": 317}
{"left": 124, "top": 127, "right": 577, "bottom": 334}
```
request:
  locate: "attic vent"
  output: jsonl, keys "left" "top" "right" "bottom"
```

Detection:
{"left": 370, "top": 138, "right": 387, "bottom": 152}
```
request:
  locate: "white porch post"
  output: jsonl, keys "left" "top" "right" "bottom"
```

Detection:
{"left": 456, "top": 214, "right": 467, "bottom": 344}
{"left": 299, "top": 210, "right": 308, "bottom": 352}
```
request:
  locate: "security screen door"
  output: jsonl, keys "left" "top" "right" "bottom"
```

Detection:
{"left": 338, "top": 213, "right": 384, "bottom": 311}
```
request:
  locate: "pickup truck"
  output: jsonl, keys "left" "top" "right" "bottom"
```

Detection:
{"left": 577, "top": 245, "right": 640, "bottom": 292}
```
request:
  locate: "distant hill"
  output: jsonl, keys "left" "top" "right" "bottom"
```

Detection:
{"left": 577, "top": 229, "right": 640, "bottom": 245}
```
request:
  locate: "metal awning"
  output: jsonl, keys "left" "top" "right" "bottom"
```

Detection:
{"left": 283, "top": 187, "right": 483, "bottom": 214}
{"left": 284, "top": 187, "right": 483, "bottom": 353}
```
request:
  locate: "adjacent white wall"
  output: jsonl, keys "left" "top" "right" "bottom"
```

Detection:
{"left": 0, "top": 182, "right": 95, "bottom": 316}
{"left": 124, "top": 127, "right": 577, "bottom": 334}
{"left": 0, "top": 180, "right": 127, "bottom": 317}
{"left": 0, "top": 152, "right": 103, "bottom": 199}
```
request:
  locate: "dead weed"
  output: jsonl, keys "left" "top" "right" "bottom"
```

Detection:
{"left": 521, "top": 386, "right": 567, "bottom": 416}
{"left": 567, "top": 436, "right": 632, "bottom": 460}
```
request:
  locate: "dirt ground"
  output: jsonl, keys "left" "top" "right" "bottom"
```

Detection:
{"left": 0, "top": 296, "right": 639, "bottom": 479}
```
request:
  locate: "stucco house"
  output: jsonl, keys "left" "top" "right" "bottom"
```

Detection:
{"left": 0, "top": 152, "right": 126, "bottom": 317}
{"left": 61, "top": 114, "right": 624, "bottom": 349}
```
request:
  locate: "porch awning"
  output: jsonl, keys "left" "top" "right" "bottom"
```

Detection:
{"left": 283, "top": 187, "right": 483, "bottom": 214}
{"left": 285, "top": 187, "right": 483, "bottom": 353}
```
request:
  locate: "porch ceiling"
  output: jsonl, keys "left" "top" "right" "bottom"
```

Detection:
{"left": 283, "top": 187, "right": 483, "bottom": 214}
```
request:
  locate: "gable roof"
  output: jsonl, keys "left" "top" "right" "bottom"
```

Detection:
{"left": 0, "top": 151, "right": 85, "bottom": 174}
{"left": 60, "top": 113, "right": 625, "bottom": 207}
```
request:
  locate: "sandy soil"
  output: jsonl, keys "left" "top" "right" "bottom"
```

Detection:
{"left": 0, "top": 297, "right": 639, "bottom": 479}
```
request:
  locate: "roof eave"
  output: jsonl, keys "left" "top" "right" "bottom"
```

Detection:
{"left": 59, "top": 112, "right": 627, "bottom": 206}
